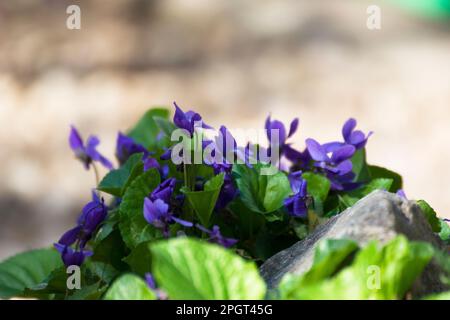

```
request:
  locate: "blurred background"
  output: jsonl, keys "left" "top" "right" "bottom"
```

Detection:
{"left": 0, "top": 0, "right": 449, "bottom": 259}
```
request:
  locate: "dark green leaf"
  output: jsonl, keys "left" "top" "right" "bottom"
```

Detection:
{"left": 123, "top": 241, "right": 153, "bottom": 276}
{"left": 351, "top": 148, "right": 371, "bottom": 182}
{"left": 119, "top": 169, "right": 162, "bottom": 249}
{"left": 416, "top": 200, "right": 442, "bottom": 233}
{"left": 368, "top": 165, "right": 403, "bottom": 192}
{"left": 339, "top": 178, "right": 393, "bottom": 209}
{"left": 91, "top": 229, "right": 128, "bottom": 271}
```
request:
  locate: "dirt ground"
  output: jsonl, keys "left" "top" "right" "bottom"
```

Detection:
{"left": 0, "top": 0, "right": 449, "bottom": 259}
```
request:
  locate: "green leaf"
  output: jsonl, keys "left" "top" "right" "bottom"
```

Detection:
{"left": 67, "top": 283, "right": 107, "bottom": 300}
{"left": 351, "top": 148, "right": 371, "bottom": 182}
{"left": 98, "top": 153, "right": 144, "bottom": 197}
{"left": 0, "top": 248, "right": 63, "bottom": 299}
{"left": 22, "top": 266, "right": 68, "bottom": 299}
{"left": 181, "top": 173, "right": 224, "bottom": 226}
{"left": 439, "top": 219, "right": 450, "bottom": 244}
{"left": 302, "top": 172, "right": 331, "bottom": 203}
{"left": 94, "top": 208, "right": 120, "bottom": 243}
{"left": 279, "top": 236, "right": 434, "bottom": 300}
{"left": 119, "top": 169, "right": 162, "bottom": 249}
{"left": 151, "top": 237, "right": 266, "bottom": 299}
{"left": 422, "top": 291, "right": 450, "bottom": 300}
{"left": 368, "top": 165, "right": 403, "bottom": 192}
{"left": 416, "top": 200, "right": 442, "bottom": 233}
{"left": 339, "top": 178, "right": 393, "bottom": 209}
{"left": 153, "top": 116, "right": 176, "bottom": 137}
{"left": 91, "top": 229, "right": 128, "bottom": 271}
{"left": 127, "top": 108, "right": 169, "bottom": 149}
{"left": 123, "top": 241, "right": 153, "bottom": 276}
{"left": 103, "top": 274, "right": 156, "bottom": 300}
{"left": 232, "top": 163, "right": 291, "bottom": 219}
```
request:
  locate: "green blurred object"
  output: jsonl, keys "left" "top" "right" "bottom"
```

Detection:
{"left": 390, "top": 0, "right": 450, "bottom": 18}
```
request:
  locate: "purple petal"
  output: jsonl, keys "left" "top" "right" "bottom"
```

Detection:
{"left": 143, "top": 157, "right": 160, "bottom": 172}
{"left": 54, "top": 243, "right": 66, "bottom": 255}
{"left": 335, "top": 159, "right": 353, "bottom": 175}
{"left": 145, "top": 273, "right": 157, "bottom": 290}
{"left": 264, "top": 115, "right": 271, "bottom": 139}
{"left": 342, "top": 118, "right": 357, "bottom": 142}
{"left": 219, "top": 237, "right": 239, "bottom": 248}
{"left": 267, "top": 120, "right": 286, "bottom": 146}
{"left": 86, "top": 135, "right": 100, "bottom": 150}
{"left": 288, "top": 118, "right": 299, "bottom": 138}
{"left": 69, "top": 126, "right": 84, "bottom": 152}
{"left": 323, "top": 141, "right": 345, "bottom": 153}
{"left": 331, "top": 145, "right": 355, "bottom": 163}
{"left": 305, "top": 139, "right": 328, "bottom": 162}
{"left": 58, "top": 226, "right": 81, "bottom": 246}
{"left": 288, "top": 171, "right": 303, "bottom": 193}
{"left": 143, "top": 198, "right": 166, "bottom": 224}
{"left": 349, "top": 130, "right": 366, "bottom": 145}
{"left": 171, "top": 216, "right": 193, "bottom": 227}
{"left": 196, "top": 224, "right": 211, "bottom": 234}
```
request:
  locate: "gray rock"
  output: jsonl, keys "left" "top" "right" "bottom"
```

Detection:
{"left": 260, "top": 190, "right": 448, "bottom": 297}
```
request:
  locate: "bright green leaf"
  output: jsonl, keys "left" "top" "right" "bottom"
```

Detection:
{"left": 439, "top": 219, "right": 450, "bottom": 244}
{"left": 279, "top": 236, "right": 434, "bottom": 300}
{"left": 232, "top": 163, "right": 291, "bottom": 219}
{"left": 104, "top": 274, "right": 156, "bottom": 300}
{"left": 302, "top": 172, "right": 331, "bottom": 203}
{"left": 151, "top": 237, "right": 266, "bottom": 299}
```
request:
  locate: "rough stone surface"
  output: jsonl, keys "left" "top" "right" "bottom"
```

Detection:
{"left": 260, "top": 190, "right": 448, "bottom": 297}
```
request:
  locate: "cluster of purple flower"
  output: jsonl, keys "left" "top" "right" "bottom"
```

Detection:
{"left": 59, "top": 102, "right": 373, "bottom": 266}
{"left": 54, "top": 191, "right": 107, "bottom": 266}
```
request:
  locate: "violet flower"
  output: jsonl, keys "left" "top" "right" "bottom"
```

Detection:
{"left": 143, "top": 156, "right": 169, "bottom": 179}
{"left": 115, "top": 132, "right": 148, "bottom": 165}
{"left": 143, "top": 198, "right": 193, "bottom": 237}
{"left": 305, "top": 138, "right": 356, "bottom": 191}
{"left": 265, "top": 116, "right": 304, "bottom": 162}
{"left": 69, "top": 126, "right": 113, "bottom": 170}
{"left": 173, "top": 102, "right": 212, "bottom": 136}
{"left": 54, "top": 191, "right": 107, "bottom": 266}
{"left": 342, "top": 118, "right": 373, "bottom": 150}
{"left": 284, "top": 171, "right": 309, "bottom": 217}
{"left": 196, "top": 224, "right": 238, "bottom": 248}
{"left": 150, "top": 178, "right": 177, "bottom": 203}
{"left": 53, "top": 243, "right": 93, "bottom": 267}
